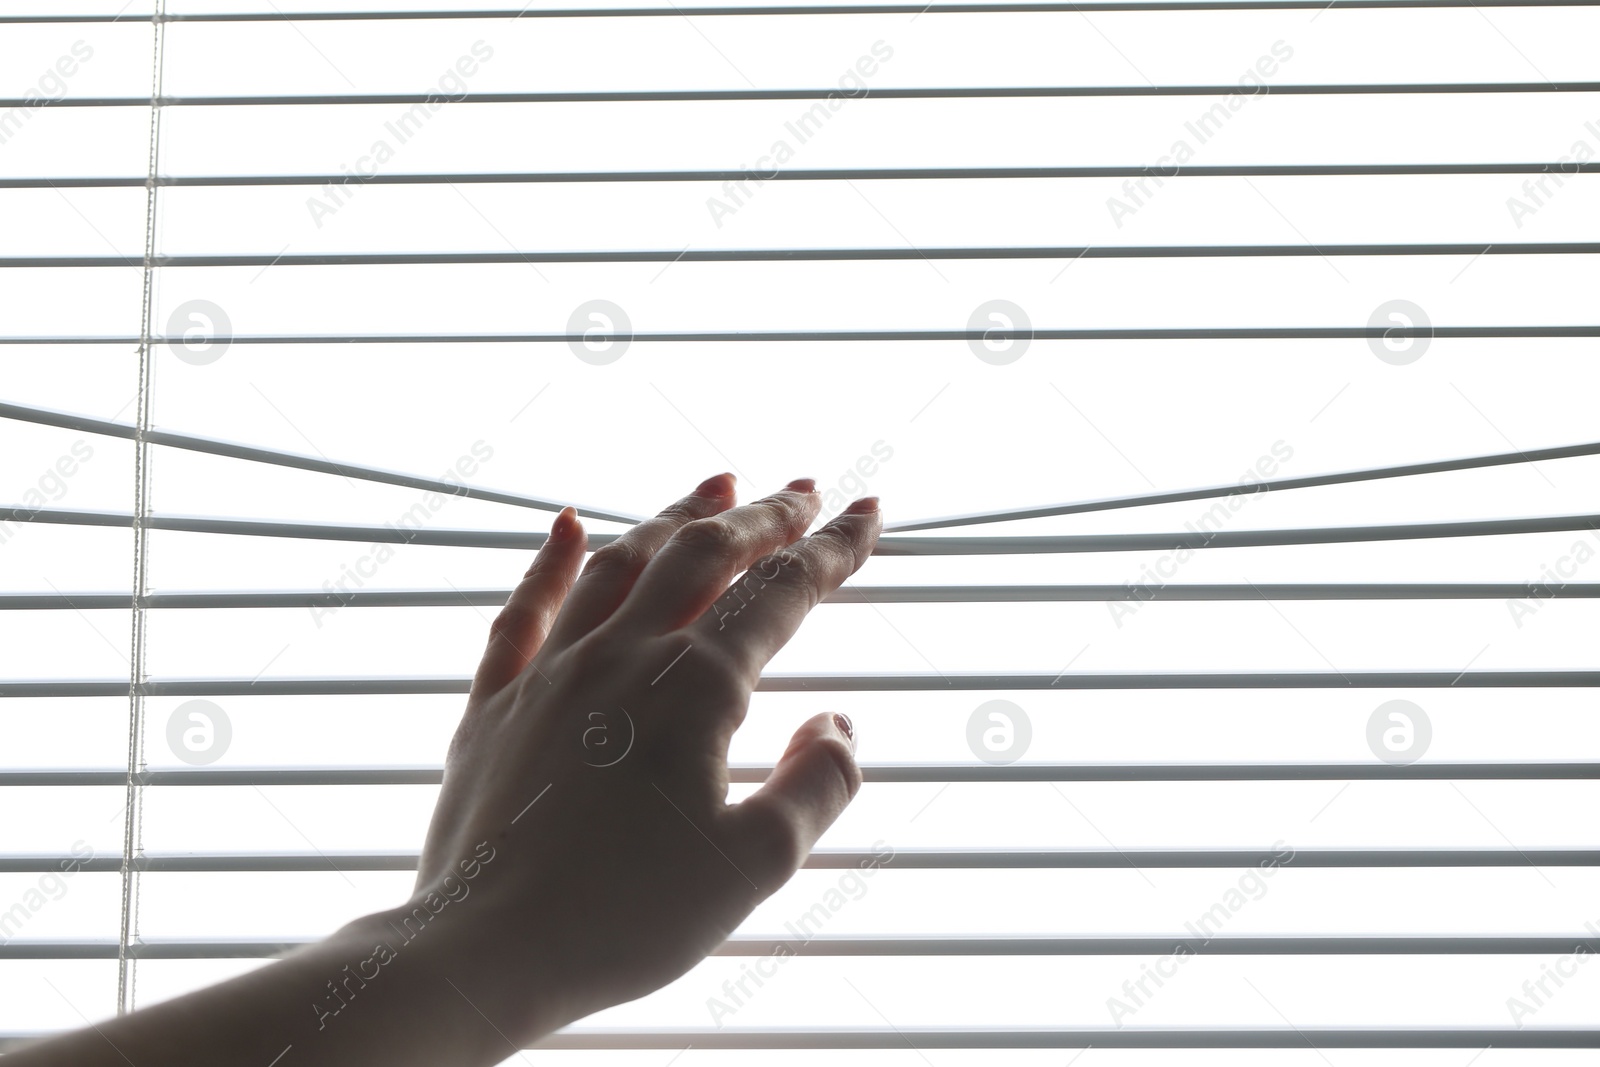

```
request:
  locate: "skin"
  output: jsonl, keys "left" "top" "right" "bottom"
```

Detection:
{"left": 13, "top": 473, "right": 882, "bottom": 1067}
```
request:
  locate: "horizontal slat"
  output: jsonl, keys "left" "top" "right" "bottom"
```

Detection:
{"left": 529, "top": 1027, "right": 1600, "bottom": 1049}
{"left": 4, "top": 670, "right": 1599, "bottom": 698}
{"left": 3, "top": 1027, "right": 1598, "bottom": 1050}
{"left": 7, "top": 761, "right": 1600, "bottom": 786}
{"left": 7, "top": 508, "right": 1598, "bottom": 552}
{"left": 9, "top": 85, "right": 1600, "bottom": 110}
{"left": 3, "top": 0, "right": 1594, "bottom": 21}
{"left": 6, "top": 406, "right": 1597, "bottom": 538}
{"left": 8, "top": 583, "right": 1600, "bottom": 611}
{"left": 5, "top": 163, "right": 1600, "bottom": 189}
{"left": 0, "top": 1027, "right": 1596, "bottom": 1052}
{"left": 40, "top": 189, "right": 1600, "bottom": 260}
{"left": 21, "top": 399, "right": 1574, "bottom": 542}
{"left": 145, "top": 98, "right": 1600, "bottom": 175}
{"left": 0, "top": 1027, "right": 1595, "bottom": 1051}
{"left": 5, "top": 328, "right": 1597, "bottom": 344}
{"left": 157, "top": 10, "right": 1599, "bottom": 101}
{"left": 7, "top": 243, "right": 1600, "bottom": 267}
{"left": 8, "top": 934, "right": 1600, "bottom": 959}
{"left": 0, "top": 401, "right": 640, "bottom": 525}
{"left": 3, "top": 847, "right": 1599, "bottom": 873}
{"left": 887, "top": 440, "right": 1600, "bottom": 532}
{"left": 0, "top": 940, "right": 311, "bottom": 960}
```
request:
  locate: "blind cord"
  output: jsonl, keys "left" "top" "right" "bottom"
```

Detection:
{"left": 118, "top": 0, "right": 167, "bottom": 1018}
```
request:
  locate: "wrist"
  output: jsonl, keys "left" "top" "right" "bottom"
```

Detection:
{"left": 283, "top": 902, "right": 505, "bottom": 1067}
{"left": 351, "top": 875, "right": 567, "bottom": 1057}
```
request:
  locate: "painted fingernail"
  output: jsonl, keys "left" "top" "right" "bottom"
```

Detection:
{"left": 786, "top": 477, "right": 817, "bottom": 493}
{"left": 844, "top": 496, "right": 880, "bottom": 515}
{"left": 695, "top": 472, "right": 737, "bottom": 498}
{"left": 547, "top": 506, "right": 578, "bottom": 543}
{"left": 833, "top": 713, "right": 855, "bottom": 747}
{"left": 531, "top": 508, "right": 578, "bottom": 574}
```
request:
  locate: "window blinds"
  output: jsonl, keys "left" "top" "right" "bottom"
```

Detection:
{"left": 2, "top": 0, "right": 1600, "bottom": 1060}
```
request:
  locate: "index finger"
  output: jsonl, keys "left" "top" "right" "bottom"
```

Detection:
{"left": 688, "top": 497, "right": 881, "bottom": 683}
{"left": 542, "top": 472, "right": 738, "bottom": 649}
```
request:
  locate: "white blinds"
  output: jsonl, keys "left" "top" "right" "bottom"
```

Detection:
{"left": 3, "top": 0, "right": 1600, "bottom": 1060}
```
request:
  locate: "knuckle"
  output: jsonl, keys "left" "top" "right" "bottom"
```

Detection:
{"left": 584, "top": 538, "right": 649, "bottom": 581}
{"left": 814, "top": 732, "right": 864, "bottom": 800}
{"left": 757, "top": 494, "right": 812, "bottom": 538}
{"left": 659, "top": 497, "right": 703, "bottom": 522}
{"left": 489, "top": 604, "right": 533, "bottom": 641}
{"left": 674, "top": 517, "right": 740, "bottom": 556}
{"left": 816, "top": 521, "right": 870, "bottom": 570}
{"left": 678, "top": 639, "right": 748, "bottom": 695}
{"left": 769, "top": 546, "right": 822, "bottom": 602}
{"left": 742, "top": 798, "right": 806, "bottom": 876}
{"left": 746, "top": 549, "right": 788, "bottom": 583}
{"left": 524, "top": 548, "right": 575, "bottom": 584}
{"left": 560, "top": 630, "right": 622, "bottom": 679}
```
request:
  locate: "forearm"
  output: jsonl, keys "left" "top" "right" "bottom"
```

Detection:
{"left": 7, "top": 903, "right": 544, "bottom": 1067}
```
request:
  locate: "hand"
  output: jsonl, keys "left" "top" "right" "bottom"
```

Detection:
{"left": 410, "top": 474, "right": 882, "bottom": 1045}
{"left": 7, "top": 474, "right": 880, "bottom": 1067}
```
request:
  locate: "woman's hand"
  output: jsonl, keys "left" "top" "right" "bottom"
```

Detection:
{"left": 409, "top": 473, "right": 882, "bottom": 1045}
{"left": 8, "top": 474, "right": 880, "bottom": 1067}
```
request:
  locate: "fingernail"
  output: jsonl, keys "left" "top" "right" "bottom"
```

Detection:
{"left": 547, "top": 506, "right": 578, "bottom": 543}
{"left": 833, "top": 713, "right": 855, "bottom": 748}
{"left": 844, "top": 496, "right": 880, "bottom": 515}
{"left": 695, "top": 472, "right": 737, "bottom": 498}
{"left": 786, "top": 477, "right": 817, "bottom": 493}
{"left": 531, "top": 507, "right": 578, "bottom": 574}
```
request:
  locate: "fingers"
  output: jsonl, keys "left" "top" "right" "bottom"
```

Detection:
{"left": 690, "top": 497, "right": 882, "bottom": 683}
{"left": 543, "top": 473, "right": 738, "bottom": 649}
{"left": 607, "top": 479, "right": 821, "bottom": 634}
{"left": 723, "top": 712, "right": 861, "bottom": 890}
{"left": 468, "top": 506, "right": 587, "bottom": 704}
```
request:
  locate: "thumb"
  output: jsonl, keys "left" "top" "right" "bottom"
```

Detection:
{"left": 723, "top": 712, "right": 862, "bottom": 894}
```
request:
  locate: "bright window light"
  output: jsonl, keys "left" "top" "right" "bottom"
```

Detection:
{"left": 2, "top": 0, "right": 1599, "bottom": 1062}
